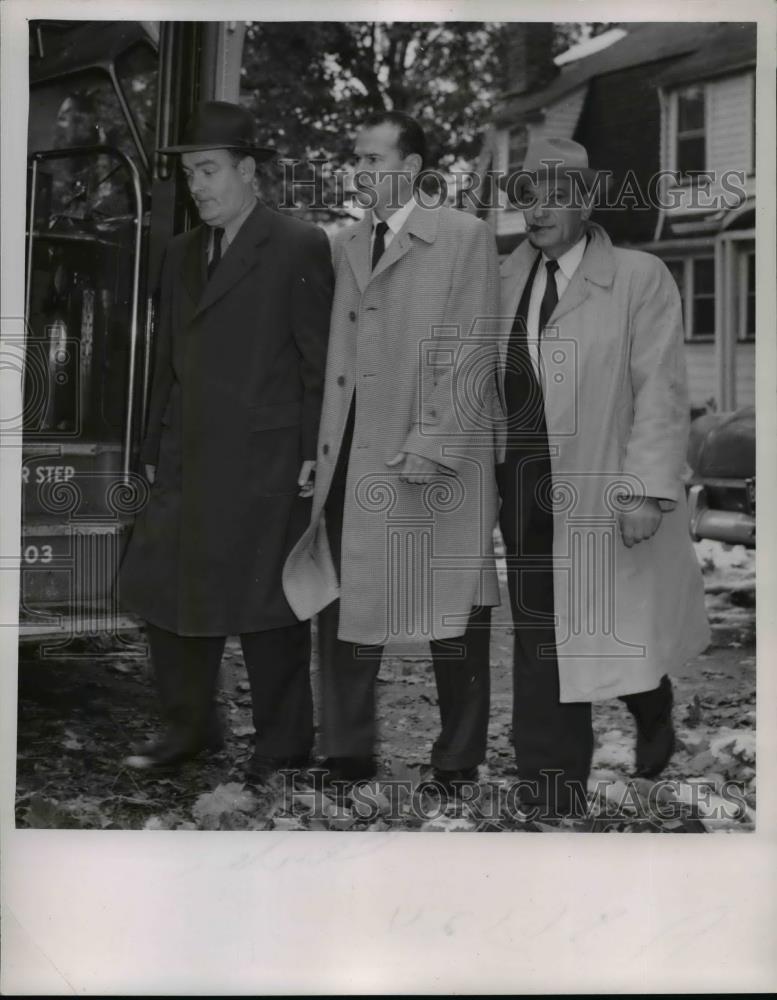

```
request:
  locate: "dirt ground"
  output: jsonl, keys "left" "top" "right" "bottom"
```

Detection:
{"left": 15, "top": 541, "right": 755, "bottom": 834}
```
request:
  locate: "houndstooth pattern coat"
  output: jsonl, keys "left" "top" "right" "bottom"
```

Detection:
{"left": 283, "top": 204, "right": 503, "bottom": 644}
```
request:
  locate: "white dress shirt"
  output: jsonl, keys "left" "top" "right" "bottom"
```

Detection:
{"left": 370, "top": 197, "right": 417, "bottom": 258}
{"left": 526, "top": 233, "right": 587, "bottom": 374}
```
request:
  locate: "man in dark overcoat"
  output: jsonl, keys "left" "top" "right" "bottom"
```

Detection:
{"left": 119, "top": 102, "right": 333, "bottom": 777}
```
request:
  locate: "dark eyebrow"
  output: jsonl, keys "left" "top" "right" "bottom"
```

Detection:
{"left": 183, "top": 157, "right": 219, "bottom": 170}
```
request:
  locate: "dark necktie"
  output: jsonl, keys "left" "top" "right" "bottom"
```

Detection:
{"left": 371, "top": 220, "right": 389, "bottom": 270}
{"left": 539, "top": 259, "right": 560, "bottom": 334}
{"left": 207, "top": 226, "right": 224, "bottom": 280}
{"left": 504, "top": 254, "right": 543, "bottom": 436}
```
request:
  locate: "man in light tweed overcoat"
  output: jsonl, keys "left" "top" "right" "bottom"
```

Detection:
{"left": 284, "top": 111, "right": 502, "bottom": 789}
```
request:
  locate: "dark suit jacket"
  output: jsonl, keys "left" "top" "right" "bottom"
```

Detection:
{"left": 120, "top": 201, "right": 333, "bottom": 635}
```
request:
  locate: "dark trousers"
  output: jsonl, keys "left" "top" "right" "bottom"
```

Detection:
{"left": 145, "top": 620, "right": 313, "bottom": 759}
{"left": 319, "top": 399, "right": 491, "bottom": 769}
{"left": 498, "top": 453, "right": 672, "bottom": 812}
{"left": 317, "top": 600, "right": 491, "bottom": 769}
{"left": 497, "top": 451, "right": 593, "bottom": 811}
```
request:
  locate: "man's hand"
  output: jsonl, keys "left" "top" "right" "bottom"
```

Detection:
{"left": 145, "top": 464, "right": 156, "bottom": 484}
{"left": 618, "top": 496, "right": 663, "bottom": 548}
{"left": 386, "top": 451, "right": 440, "bottom": 484}
{"left": 297, "top": 460, "right": 316, "bottom": 497}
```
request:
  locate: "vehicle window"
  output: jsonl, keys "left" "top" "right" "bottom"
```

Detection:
{"left": 29, "top": 71, "right": 136, "bottom": 161}
{"left": 27, "top": 71, "right": 142, "bottom": 442}
{"left": 115, "top": 41, "right": 158, "bottom": 159}
{"left": 29, "top": 72, "right": 139, "bottom": 220}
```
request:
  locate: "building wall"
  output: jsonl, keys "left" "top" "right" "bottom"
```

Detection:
{"left": 707, "top": 72, "right": 754, "bottom": 179}
{"left": 494, "top": 86, "right": 586, "bottom": 238}
{"left": 736, "top": 341, "right": 755, "bottom": 408}
{"left": 685, "top": 341, "right": 717, "bottom": 409}
{"left": 661, "top": 71, "right": 755, "bottom": 220}
{"left": 541, "top": 87, "right": 587, "bottom": 141}
{"left": 685, "top": 341, "right": 754, "bottom": 411}
{"left": 574, "top": 57, "right": 683, "bottom": 244}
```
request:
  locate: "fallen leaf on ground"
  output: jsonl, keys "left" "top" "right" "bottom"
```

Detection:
{"left": 231, "top": 725, "right": 255, "bottom": 738}
{"left": 192, "top": 782, "right": 257, "bottom": 824}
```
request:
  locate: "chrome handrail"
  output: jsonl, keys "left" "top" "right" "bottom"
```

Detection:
{"left": 26, "top": 145, "right": 144, "bottom": 482}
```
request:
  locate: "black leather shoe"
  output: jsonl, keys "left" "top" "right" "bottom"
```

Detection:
{"left": 624, "top": 675, "right": 676, "bottom": 779}
{"left": 417, "top": 765, "right": 479, "bottom": 801}
{"left": 245, "top": 753, "right": 310, "bottom": 784}
{"left": 314, "top": 756, "right": 377, "bottom": 783}
{"left": 124, "top": 737, "right": 204, "bottom": 770}
{"left": 634, "top": 720, "right": 675, "bottom": 779}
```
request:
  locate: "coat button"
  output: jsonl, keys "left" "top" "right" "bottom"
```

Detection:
{"left": 322, "top": 444, "right": 329, "bottom": 455}
{"left": 337, "top": 376, "right": 345, "bottom": 386}
{"left": 429, "top": 408, "right": 437, "bottom": 418}
{"left": 349, "top": 310, "right": 356, "bottom": 321}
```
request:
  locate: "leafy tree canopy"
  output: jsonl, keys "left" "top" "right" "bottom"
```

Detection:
{"left": 241, "top": 22, "right": 615, "bottom": 170}
{"left": 240, "top": 22, "right": 616, "bottom": 215}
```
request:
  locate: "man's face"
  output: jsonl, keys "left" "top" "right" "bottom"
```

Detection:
{"left": 55, "top": 98, "right": 94, "bottom": 147}
{"left": 353, "top": 123, "right": 417, "bottom": 214}
{"left": 181, "top": 148, "right": 254, "bottom": 227}
{"left": 523, "top": 177, "right": 590, "bottom": 259}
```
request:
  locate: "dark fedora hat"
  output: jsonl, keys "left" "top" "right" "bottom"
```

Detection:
{"left": 159, "top": 100, "right": 276, "bottom": 161}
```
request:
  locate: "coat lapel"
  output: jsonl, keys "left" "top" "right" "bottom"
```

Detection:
{"left": 370, "top": 204, "right": 439, "bottom": 282}
{"left": 182, "top": 227, "right": 208, "bottom": 308}
{"left": 343, "top": 216, "right": 372, "bottom": 293}
{"left": 550, "top": 223, "right": 616, "bottom": 323}
{"left": 497, "top": 224, "right": 616, "bottom": 392}
{"left": 191, "top": 201, "right": 274, "bottom": 319}
{"left": 344, "top": 204, "right": 440, "bottom": 292}
{"left": 499, "top": 223, "right": 617, "bottom": 334}
{"left": 498, "top": 238, "right": 539, "bottom": 377}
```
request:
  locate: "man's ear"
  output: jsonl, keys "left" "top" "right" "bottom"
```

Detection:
{"left": 239, "top": 155, "right": 257, "bottom": 183}
{"left": 405, "top": 152, "right": 423, "bottom": 179}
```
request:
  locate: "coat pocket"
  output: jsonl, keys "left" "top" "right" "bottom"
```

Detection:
{"left": 250, "top": 399, "right": 302, "bottom": 431}
{"left": 249, "top": 401, "right": 303, "bottom": 497}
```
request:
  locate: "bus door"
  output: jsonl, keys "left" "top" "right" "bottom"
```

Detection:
{"left": 21, "top": 25, "right": 158, "bottom": 648}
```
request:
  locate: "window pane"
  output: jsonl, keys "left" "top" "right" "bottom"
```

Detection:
{"left": 678, "top": 85, "right": 705, "bottom": 131}
{"left": 29, "top": 71, "right": 134, "bottom": 160}
{"left": 677, "top": 135, "right": 706, "bottom": 176}
{"left": 29, "top": 72, "right": 136, "bottom": 218}
{"left": 664, "top": 260, "right": 685, "bottom": 321}
{"left": 694, "top": 257, "right": 715, "bottom": 295}
{"left": 747, "top": 252, "right": 756, "bottom": 334}
{"left": 665, "top": 259, "right": 684, "bottom": 287}
{"left": 115, "top": 42, "right": 158, "bottom": 158}
{"left": 693, "top": 296, "right": 715, "bottom": 337}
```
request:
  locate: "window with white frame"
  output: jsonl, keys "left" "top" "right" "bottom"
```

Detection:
{"left": 665, "top": 255, "right": 715, "bottom": 340}
{"left": 750, "top": 72, "right": 756, "bottom": 176}
{"left": 738, "top": 249, "right": 755, "bottom": 341}
{"left": 503, "top": 124, "right": 529, "bottom": 211}
{"left": 675, "top": 84, "right": 706, "bottom": 181}
{"left": 507, "top": 124, "right": 529, "bottom": 174}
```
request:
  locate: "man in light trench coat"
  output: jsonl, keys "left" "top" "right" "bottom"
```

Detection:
{"left": 283, "top": 111, "right": 502, "bottom": 788}
{"left": 496, "top": 137, "right": 710, "bottom": 817}
{"left": 119, "top": 102, "right": 333, "bottom": 777}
